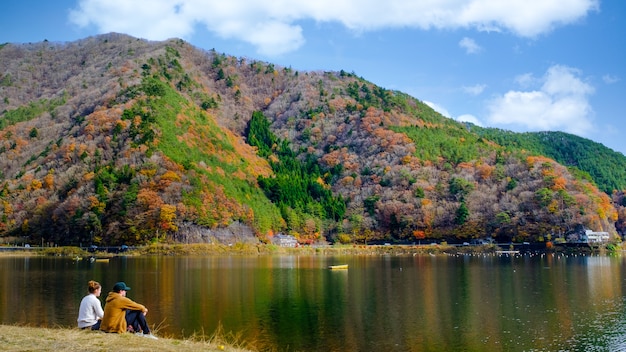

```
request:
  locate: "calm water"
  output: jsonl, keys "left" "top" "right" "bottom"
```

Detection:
{"left": 2, "top": 253, "right": 626, "bottom": 351}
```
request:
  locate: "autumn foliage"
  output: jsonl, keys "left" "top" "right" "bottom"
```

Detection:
{"left": 0, "top": 34, "right": 623, "bottom": 246}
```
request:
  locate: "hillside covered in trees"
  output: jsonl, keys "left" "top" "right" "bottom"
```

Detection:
{"left": 2, "top": 33, "right": 626, "bottom": 246}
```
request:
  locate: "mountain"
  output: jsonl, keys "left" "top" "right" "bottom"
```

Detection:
{"left": 1, "top": 33, "right": 625, "bottom": 246}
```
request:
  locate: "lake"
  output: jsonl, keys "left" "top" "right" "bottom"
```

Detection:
{"left": 2, "top": 253, "right": 626, "bottom": 351}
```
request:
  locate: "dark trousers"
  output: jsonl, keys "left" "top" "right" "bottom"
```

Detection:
{"left": 125, "top": 310, "right": 150, "bottom": 334}
{"left": 81, "top": 320, "right": 101, "bottom": 330}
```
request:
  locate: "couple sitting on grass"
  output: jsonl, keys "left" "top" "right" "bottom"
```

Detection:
{"left": 77, "top": 280, "right": 157, "bottom": 339}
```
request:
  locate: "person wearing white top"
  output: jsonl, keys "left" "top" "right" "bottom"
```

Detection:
{"left": 77, "top": 280, "right": 104, "bottom": 330}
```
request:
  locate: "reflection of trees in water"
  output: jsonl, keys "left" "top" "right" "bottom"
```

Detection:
{"left": 1, "top": 255, "right": 625, "bottom": 351}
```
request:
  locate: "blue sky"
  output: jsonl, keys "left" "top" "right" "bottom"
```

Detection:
{"left": 2, "top": 0, "right": 625, "bottom": 154}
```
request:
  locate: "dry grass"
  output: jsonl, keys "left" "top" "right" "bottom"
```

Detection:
{"left": 131, "top": 242, "right": 467, "bottom": 256}
{"left": 1, "top": 242, "right": 486, "bottom": 258}
{"left": 0, "top": 325, "right": 253, "bottom": 352}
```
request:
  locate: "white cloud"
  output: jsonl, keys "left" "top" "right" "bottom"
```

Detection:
{"left": 459, "top": 37, "right": 481, "bottom": 54}
{"left": 69, "top": 0, "right": 599, "bottom": 56}
{"left": 541, "top": 65, "right": 594, "bottom": 97}
{"left": 425, "top": 101, "right": 484, "bottom": 126}
{"left": 424, "top": 101, "right": 451, "bottom": 118}
{"left": 69, "top": 1, "right": 195, "bottom": 40}
{"left": 487, "top": 65, "right": 595, "bottom": 135}
{"left": 602, "top": 74, "right": 620, "bottom": 84}
{"left": 462, "top": 84, "right": 486, "bottom": 96}
{"left": 242, "top": 21, "right": 305, "bottom": 56}
{"left": 514, "top": 73, "right": 536, "bottom": 87}
{"left": 456, "top": 114, "right": 483, "bottom": 126}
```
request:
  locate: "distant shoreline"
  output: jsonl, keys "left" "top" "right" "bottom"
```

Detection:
{"left": 0, "top": 241, "right": 616, "bottom": 257}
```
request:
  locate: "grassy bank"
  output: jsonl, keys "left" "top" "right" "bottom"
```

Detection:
{"left": 88, "top": 243, "right": 624, "bottom": 256}
{"left": 33, "top": 242, "right": 501, "bottom": 257}
{"left": 1, "top": 243, "right": 456, "bottom": 257}
{"left": 2, "top": 240, "right": 621, "bottom": 258}
{"left": 0, "top": 325, "right": 252, "bottom": 352}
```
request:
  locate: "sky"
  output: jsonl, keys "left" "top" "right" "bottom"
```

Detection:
{"left": 1, "top": 0, "right": 625, "bottom": 154}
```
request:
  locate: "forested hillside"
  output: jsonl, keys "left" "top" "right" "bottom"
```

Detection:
{"left": 1, "top": 33, "right": 625, "bottom": 246}
{"left": 472, "top": 128, "right": 626, "bottom": 194}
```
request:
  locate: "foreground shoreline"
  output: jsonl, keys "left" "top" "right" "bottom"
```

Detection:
{"left": 0, "top": 324, "right": 250, "bottom": 352}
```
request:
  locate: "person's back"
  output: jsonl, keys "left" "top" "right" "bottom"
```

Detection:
{"left": 77, "top": 280, "right": 103, "bottom": 330}
{"left": 100, "top": 281, "right": 156, "bottom": 339}
{"left": 100, "top": 291, "right": 141, "bottom": 333}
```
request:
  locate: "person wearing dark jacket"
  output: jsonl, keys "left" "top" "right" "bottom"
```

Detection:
{"left": 100, "top": 281, "right": 157, "bottom": 339}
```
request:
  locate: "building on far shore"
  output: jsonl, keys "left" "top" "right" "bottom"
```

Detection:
{"left": 272, "top": 233, "right": 298, "bottom": 247}
{"left": 566, "top": 225, "right": 610, "bottom": 244}
{"left": 583, "top": 229, "right": 610, "bottom": 243}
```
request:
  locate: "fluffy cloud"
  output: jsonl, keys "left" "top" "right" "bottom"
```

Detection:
{"left": 462, "top": 84, "right": 487, "bottom": 96}
{"left": 69, "top": 0, "right": 599, "bottom": 56}
{"left": 602, "top": 74, "right": 620, "bottom": 84}
{"left": 424, "top": 101, "right": 484, "bottom": 127}
{"left": 459, "top": 37, "right": 481, "bottom": 54}
{"left": 424, "top": 101, "right": 451, "bottom": 118}
{"left": 487, "top": 65, "right": 595, "bottom": 135}
{"left": 456, "top": 114, "right": 483, "bottom": 126}
{"left": 514, "top": 73, "right": 536, "bottom": 87}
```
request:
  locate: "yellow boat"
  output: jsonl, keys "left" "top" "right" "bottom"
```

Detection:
{"left": 328, "top": 264, "right": 348, "bottom": 270}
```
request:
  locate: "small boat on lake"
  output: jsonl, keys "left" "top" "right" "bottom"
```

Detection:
{"left": 328, "top": 264, "right": 348, "bottom": 270}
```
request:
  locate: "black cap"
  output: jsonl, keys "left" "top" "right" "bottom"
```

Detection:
{"left": 113, "top": 282, "right": 131, "bottom": 292}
